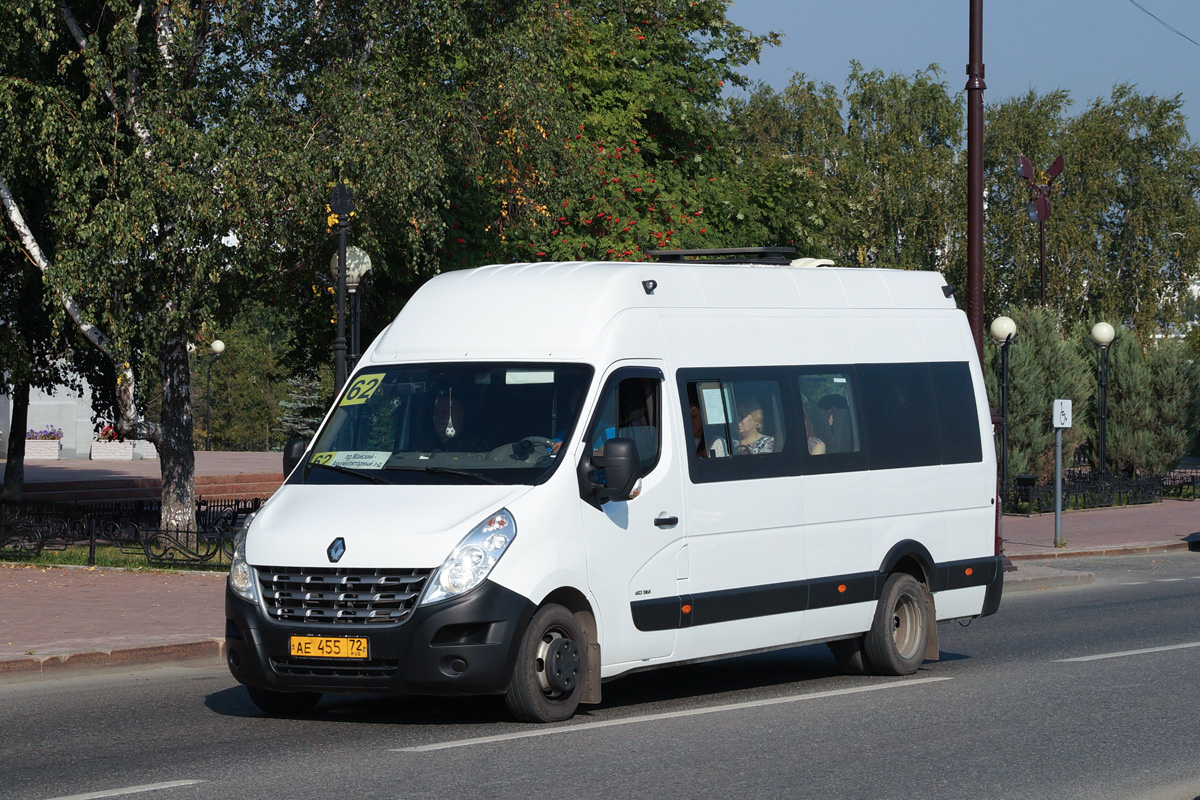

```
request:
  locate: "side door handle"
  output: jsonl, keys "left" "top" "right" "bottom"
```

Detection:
{"left": 654, "top": 514, "right": 679, "bottom": 528}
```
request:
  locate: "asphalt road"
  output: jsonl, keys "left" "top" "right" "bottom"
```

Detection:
{"left": 4, "top": 552, "right": 1200, "bottom": 800}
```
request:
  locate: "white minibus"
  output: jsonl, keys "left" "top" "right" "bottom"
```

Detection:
{"left": 225, "top": 252, "right": 1003, "bottom": 722}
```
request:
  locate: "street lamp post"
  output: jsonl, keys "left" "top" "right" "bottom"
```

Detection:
{"left": 330, "top": 246, "right": 373, "bottom": 373}
{"left": 1017, "top": 154, "right": 1064, "bottom": 306}
{"left": 329, "top": 181, "right": 355, "bottom": 393}
{"left": 1089, "top": 322, "right": 1116, "bottom": 478}
{"left": 990, "top": 316, "right": 1017, "bottom": 507}
{"left": 195, "top": 339, "right": 226, "bottom": 452}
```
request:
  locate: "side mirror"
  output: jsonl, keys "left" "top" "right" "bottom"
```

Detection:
{"left": 578, "top": 437, "right": 640, "bottom": 508}
{"left": 282, "top": 436, "right": 309, "bottom": 478}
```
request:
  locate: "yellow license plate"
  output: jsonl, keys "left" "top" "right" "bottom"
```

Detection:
{"left": 289, "top": 635, "right": 368, "bottom": 659}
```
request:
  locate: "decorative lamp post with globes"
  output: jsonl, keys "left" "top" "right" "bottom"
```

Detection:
{"left": 990, "top": 316, "right": 1017, "bottom": 506}
{"left": 330, "top": 246, "right": 372, "bottom": 373}
{"left": 194, "top": 339, "right": 226, "bottom": 452}
{"left": 1089, "top": 322, "right": 1116, "bottom": 478}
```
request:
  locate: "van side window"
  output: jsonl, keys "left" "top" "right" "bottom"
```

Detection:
{"left": 685, "top": 378, "right": 787, "bottom": 459}
{"left": 797, "top": 372, "right": 862, "bottom": 455}
{"left": 588, "top": 373, "right": 661, "bottom": 476}
{"left": 929, "top": 361, "right": 983, "bottom": 464}
{"left": 858, "top": 363, "right": 940, "bottom": 470}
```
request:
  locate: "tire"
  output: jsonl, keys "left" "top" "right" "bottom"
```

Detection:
{"left": 505, "top": 604, "right": 585, "bottom": 723}
{"left": 828, "top": 636, "right": 873, "bottom": 675}
{"left": 246, "top": 686, "right": 322, "bottom": 715}
{"left": 863, "top": 573, "right": 930, "bottom": 676}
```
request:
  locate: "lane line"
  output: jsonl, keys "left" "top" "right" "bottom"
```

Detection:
{"left": 1155, "top": 578, "right": 1187, "bottom": 583}
{"left": 394, "top": 677, "right": 953, "bottom": 753}
{"left": 1123, "top": 581, "right": 1149, "bottom": 585}
{"left": 1055, "top": 641, "right": 1200, "bottom": 663}
{"left": 44, "top": 781, "right": 206, "bottom": 800}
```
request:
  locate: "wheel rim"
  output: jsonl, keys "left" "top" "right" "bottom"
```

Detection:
{"left": 533, "top": 626, "right": 580, "bottom": 699}
{"left": 891, "top": 591, "right": 924, "bottom": 660}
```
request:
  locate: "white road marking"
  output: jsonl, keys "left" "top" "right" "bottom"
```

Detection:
{"left": 394, "top": 677, "right": 953, "bottom": 752}
{"left": 44, "top": 782, "right": 206, "bottom": 800}
{"left": 1156, "top": 578, "right": 1187, "bottom": 583}
{"left": 1123, "top": 581, "right": 1149, "bottom": 585}
{"left": 1055, "top": 641, "right": 1200, "bottom": 663}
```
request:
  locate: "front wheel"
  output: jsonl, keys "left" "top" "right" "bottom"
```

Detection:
{"left": 505, "top": 604, "right": 584, "bottom": 723}
{"left": 863, "top": 573, "right": 930, "bottom": 676}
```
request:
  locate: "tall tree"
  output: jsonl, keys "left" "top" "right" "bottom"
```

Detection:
{"left": 0, "top": 1, "right": 301, "bottom": 528}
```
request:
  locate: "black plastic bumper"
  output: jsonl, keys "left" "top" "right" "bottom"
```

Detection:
{"left": 226, "top": 580, "right": 537, "bottom": 697}
{"left": 979, "top": 556, "right": 1004, "bottom": 618}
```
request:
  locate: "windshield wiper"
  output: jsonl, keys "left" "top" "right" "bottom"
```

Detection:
{"left": 308, "top": 462, "right": 393, "bottom": 485}
{"left": 385, "top": 465, "right": 500, "bottom": 485}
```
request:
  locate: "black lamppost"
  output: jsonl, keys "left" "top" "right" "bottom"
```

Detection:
{"left": 966, "top": 0, "right": 986, "bottom": 361}
{"left": 193, "top": 339, "right": 225, "bottom": 452}
{"left": 330, "top": 246, "right": 373, "bottom": 372}
{"left": 990, "top": 316, "right": 1017, "bottom": 506}
{"left": 1017, "top": 153, "right": 1064, "bottom": 306}
{"left": 1089, "top": 321, "right": 1116, "bottom": 477}
{"left": 329, "top": 181, "right": 355, "bottom": 393}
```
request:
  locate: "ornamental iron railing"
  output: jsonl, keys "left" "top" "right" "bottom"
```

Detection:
{"left": 0, "top": 497, "right": 261, "bottom": 567}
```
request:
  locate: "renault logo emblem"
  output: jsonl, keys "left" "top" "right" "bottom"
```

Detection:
{"left": 327, "top": 537, "right": 346, "bottom": 563}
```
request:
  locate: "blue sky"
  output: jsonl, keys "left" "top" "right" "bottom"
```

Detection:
{"left": 724, "top": 0, "right": 1200, "bottom": 138}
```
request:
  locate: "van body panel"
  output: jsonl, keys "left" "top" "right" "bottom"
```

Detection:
{"left": 246, "top": 484, "right": 531, "bottom": 568}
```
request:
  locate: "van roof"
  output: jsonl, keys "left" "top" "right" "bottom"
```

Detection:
{"left": 367, "top": 260, "right": 959, "bottom": 363}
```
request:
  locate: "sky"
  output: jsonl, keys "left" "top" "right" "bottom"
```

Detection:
{"left": 723, "top": 0, "right": 1200, "bottom": 138}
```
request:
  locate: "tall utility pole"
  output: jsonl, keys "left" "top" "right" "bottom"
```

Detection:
{"left": 966, "top": 0, "right": 986, "bottom": 363}
{"left": 329, "top": 181, "right": 355, "bottom": 393}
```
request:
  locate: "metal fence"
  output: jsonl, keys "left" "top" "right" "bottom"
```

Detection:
{"left": 1003, "top": 467, "right": 1198, "bottom": 515}
{"left": 0, "top": 497, "right": 262, "bottom": 568}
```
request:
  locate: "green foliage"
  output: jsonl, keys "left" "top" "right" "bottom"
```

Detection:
{"left": 198, "top": 306, "right": 293, "bottom": 452}
{"left": 991, "top": 307, "right": 1092, "bottom": 483}
{"left": 1090, "top": 330, "right": 1199, "bottom": 474}
{"left": 984, "top": 87, "right": 1200, "bottom": 330}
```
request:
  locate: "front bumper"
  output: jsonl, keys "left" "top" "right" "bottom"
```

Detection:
{"left": 226, "top": 580, "right": 536, "bottom": 696}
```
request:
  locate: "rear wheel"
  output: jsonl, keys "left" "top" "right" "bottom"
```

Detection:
{"left": 505, "top": 604, "right": 584, "bottom": 723}
{"left": 245, "top": 686, "right": 322, "bottom": 715}
{"left": 864, "top": 573, "right": 930, "bottom": 676}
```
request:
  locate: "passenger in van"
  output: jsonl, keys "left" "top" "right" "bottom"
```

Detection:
{"left": 736, "top": 397, "right": 775, "bottom": 455}
{"left": 804, "top": 408, "right": 827, "bottom": 456}
{"left": 817, "top": 394, "right": 851, "bottom": 453}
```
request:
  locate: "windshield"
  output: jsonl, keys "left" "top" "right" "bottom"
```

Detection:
{"left": 300, "top": 362, "right": 594, "bottom": 486}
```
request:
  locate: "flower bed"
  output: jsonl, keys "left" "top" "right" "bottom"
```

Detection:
{"left": 91, "top": 441, "right": 135, "bottom": 461}
{"left": 25, "top": 439, "right": 62, "bottom": 460}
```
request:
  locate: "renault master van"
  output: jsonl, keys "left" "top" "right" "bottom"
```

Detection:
{"left": 225, "top": 251, "right": 1003, "bottom": 722}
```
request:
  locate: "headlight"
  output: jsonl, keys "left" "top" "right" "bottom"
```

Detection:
{"left": 228, "top": 512, "right": 258, "bottom": 603}
{"left": 421, "top": 509, "right": 516, "bottom": 605}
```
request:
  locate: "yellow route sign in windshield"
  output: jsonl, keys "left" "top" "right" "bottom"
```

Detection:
{"left": 340, "top": 373, "right": 386, "bottom": 406}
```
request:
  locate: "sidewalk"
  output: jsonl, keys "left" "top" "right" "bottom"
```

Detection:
{"left": 0, "top": 462, "right": 1197, "bottom": 681}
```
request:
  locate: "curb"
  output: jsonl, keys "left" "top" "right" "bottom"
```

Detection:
{"left": 0, "top": 639, "right": 225, "bottom": 683}
{"left": 1006, "top": 541, "right": 1190, "bottom": 561}
{"left": 1005, "top": 567, "right": 1095, "bottom": 592}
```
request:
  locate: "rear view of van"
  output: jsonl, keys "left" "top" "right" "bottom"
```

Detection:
{"left": 225, "top": 256, "right": 1002, "bottom": 722}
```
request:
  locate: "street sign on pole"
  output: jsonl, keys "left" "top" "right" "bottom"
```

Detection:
{"left": 1053, "top": 399, "right": 1072, "bottom": 547}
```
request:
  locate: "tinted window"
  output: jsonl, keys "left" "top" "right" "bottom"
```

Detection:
{"left": 681, "top": 368, "right": 792, "bottom": 483}
{"left": 303, "top": 362, "right": 593, "bottom": 486}
{"left": 588, "top": 371, "right": 662, "bottom": 476}
{"left": 858, "top": 363, "right": 940, "bottom": 470}
{"left": 929, "top": 361, "right": 983, "bottom": 464}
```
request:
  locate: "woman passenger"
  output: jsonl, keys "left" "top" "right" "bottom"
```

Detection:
{"left": 736, "top": 397, "right": 774, "bottom": 455}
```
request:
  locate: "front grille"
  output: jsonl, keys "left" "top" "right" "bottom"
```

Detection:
{"left": 257, "top": 566, "right": 432, "bottom": 625}
{"left": 270, "top": 656, "right": 400, "bottom": 678}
